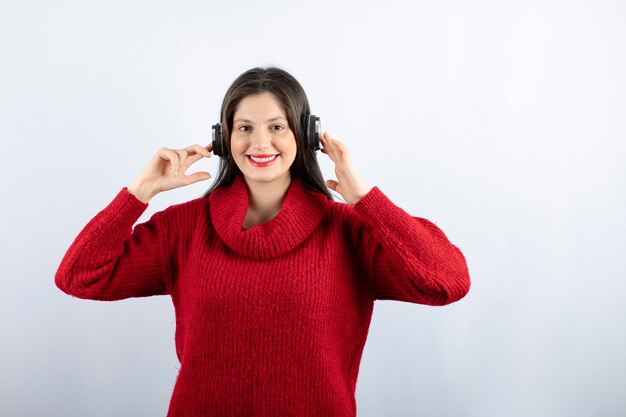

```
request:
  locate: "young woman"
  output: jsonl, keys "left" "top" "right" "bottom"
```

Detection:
{"left": 56, "top": 67, "right": 471, "bottom": 417}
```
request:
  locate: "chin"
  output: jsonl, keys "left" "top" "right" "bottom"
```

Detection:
{"left": 246, "top": 174, "right": 288, "bottom": 183}
{"left": 242, "top": 170, "right": 291, "bottom": 184}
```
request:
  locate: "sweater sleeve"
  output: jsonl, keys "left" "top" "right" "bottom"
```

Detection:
{"left": 352, "top": 187, "right": 471, "bottom": 305}
{"left": 55, "top": 187, "right": 174, "bottom": 301}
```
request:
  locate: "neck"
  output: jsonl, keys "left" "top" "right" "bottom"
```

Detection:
{"left": 242, "top": 174, "right": 293, "bottom": 227}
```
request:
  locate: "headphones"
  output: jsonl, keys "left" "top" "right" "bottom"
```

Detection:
{"left": 211, "top": 114, "right": 321, "bottom": 157}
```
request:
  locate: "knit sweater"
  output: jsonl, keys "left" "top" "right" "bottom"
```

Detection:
{"left": 55, "top": 173, "right": 471, "bottom": 417}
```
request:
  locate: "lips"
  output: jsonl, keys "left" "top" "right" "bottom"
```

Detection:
{"left": 246, "top": 154, "right": 279, "bottom": 167}
{"left": 247, "top": 154, "right": 278, "bottom": 163}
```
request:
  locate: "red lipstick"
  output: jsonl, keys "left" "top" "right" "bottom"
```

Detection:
{"left": 247, "top": 154, "right": 279, "bottom": 167}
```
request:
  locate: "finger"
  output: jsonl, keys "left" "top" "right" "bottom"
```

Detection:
{"left": 320, "top": 131, "right": 332, "bottom": 148}
{"left": 323, "top": 132, "right": 344, "bottom": 156}
{"left": 182, "top": 147, "right": 208, "bottom": 168}
{"left": 159, "top": 148, "right": 180, "bottom": 176}
{"left": 326, "top": 179, "right": 339, "bottom": 191}
{"left": 320, "top": 133, "right": 329, "bottom": 153}
{"left": 180, "top": 171, "right": 212, "bottom": 185}
{"left": 183, "top": 152, "right": 205, "bottom": 168}
{"left": 185, "top": 144, "right": 211, "bottom": 158}
{"left": 330, "top": 137, "right": 346, "bottom": 150}
{"left": 329, "top": 138, "right": 349, "bottom": 159}
{"left": 174, "top": 150, "right": 189, "bottom": 174}
{"left": 320, "top": 132, "right": 338, "bottom": 159}
{"left": 330, "top": 141, "right": 351, "bottom": 166}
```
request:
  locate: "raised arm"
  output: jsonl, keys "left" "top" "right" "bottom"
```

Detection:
{"left": 319, "top": 131, "right": 470, "bottom": 304}
{"left": 55, "top": 188, "right": 174, "bottom": 301}
{"left": 353, "top": 187, "right": 471, "bottom": 305}
{"left": 55, "top": 143, "right": 213, "bottom": 301}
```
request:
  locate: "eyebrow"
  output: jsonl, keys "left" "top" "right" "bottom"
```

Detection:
{"left": 233, "top": 116, "right": 287, "bottom": 124}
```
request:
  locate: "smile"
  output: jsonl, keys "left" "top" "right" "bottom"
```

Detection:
{"left": 246, "top": 154, "right": 279, "bottom": 167}
{"left": 248, "top": 155, "right": 278, "bottom": 163}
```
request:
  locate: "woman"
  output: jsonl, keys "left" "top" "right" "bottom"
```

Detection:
{"left": 56, "top": 67, "right": 471, "bottom": 417}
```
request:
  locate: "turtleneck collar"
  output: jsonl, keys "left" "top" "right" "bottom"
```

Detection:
{"left": 209, "top": 174, "right": 329, "bottom": 260}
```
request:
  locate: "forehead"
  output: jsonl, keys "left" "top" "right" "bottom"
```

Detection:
{"left": 234, "top": 92, "right": 286, "bottom": 120}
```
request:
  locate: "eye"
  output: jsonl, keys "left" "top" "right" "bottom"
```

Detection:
{"left": 238, "top": 125, "right": 251, "bottom": 132}
{"left": 271, "top": 124, "right": 285, "bottom": 131}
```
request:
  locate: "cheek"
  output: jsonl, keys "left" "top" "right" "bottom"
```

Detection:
{"left": 230, "top": 136, "right": 247, "bottom": 154}
{"left": 280, "top": 135, "right": 297, "bottom": 153}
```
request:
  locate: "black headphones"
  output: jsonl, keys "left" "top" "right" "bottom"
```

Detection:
{"left": 211, "top": 114, "right": 321, "bottom": 157}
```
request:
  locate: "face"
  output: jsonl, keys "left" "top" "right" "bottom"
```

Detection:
{"left": 230, "top": 92, "right": 297, "bottom": 188}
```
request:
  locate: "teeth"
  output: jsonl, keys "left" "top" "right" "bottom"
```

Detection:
{"left": 249, "top": 155, "right": 277, "bottom": 163}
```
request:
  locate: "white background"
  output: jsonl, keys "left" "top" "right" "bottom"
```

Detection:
{"left": 1, "top": 0, "right": 625, "bottom": 416}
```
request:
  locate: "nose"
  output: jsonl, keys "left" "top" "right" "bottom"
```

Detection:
{"left": 250, "top": 130, "right": 272, "bottom": 150}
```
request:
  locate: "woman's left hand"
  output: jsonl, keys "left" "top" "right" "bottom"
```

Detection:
{"left": 320, "top": 131, "right": 373, "bottom": 205}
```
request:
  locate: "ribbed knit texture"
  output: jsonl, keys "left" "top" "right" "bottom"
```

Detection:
{"left": 55, "top": 174, "right": 471, "bottom": 417}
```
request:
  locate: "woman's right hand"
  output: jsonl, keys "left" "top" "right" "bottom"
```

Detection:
{"left": 127, "top": 143, "right": 213, "bottom": 203}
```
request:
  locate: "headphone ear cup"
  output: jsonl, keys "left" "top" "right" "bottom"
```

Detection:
{"left": 301, "top": 114, "right": 321, "bottom": 151}
{"left": 211, "top": 123, "right": 224, "bottom": 157}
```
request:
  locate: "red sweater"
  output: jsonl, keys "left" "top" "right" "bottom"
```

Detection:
{"left": 55, "top": 174, "right": 470, "bottom": 416}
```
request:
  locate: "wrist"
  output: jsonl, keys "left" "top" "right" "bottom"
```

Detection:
{"left": 349, "top": 186, "right": 373, "bottom": 205}
{"left": 127, "top": 179, "right": 156, "bottom": 203}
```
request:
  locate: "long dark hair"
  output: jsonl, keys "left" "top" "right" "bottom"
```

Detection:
{"left": 201, "top": 67, "right": 332, "bottom": 200}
